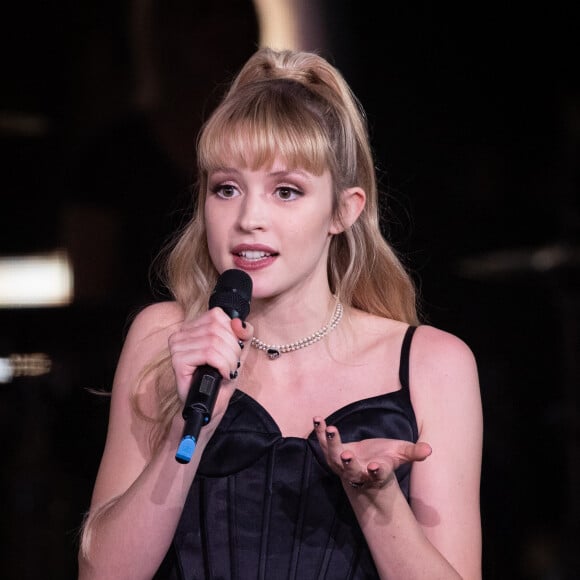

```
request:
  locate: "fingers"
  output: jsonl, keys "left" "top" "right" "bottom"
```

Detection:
{"left": 414, "top": 441, "right": 433, "bottom": 461}
{"left": 231, "top": 317, "right": 253, "bottom": 341}
{"left": 396, "top": 440, "right": 432, "bottom": 463}
{"left": 230, "top": 317, "right": 254, "bottom": 376}
{"left": 323, "top": 426, "right": 380, "bottom": 490}
{"left": 169, "top": 308, "right": 246, "bottom": 397}
{"left": 313, "top": 418, "right": 366, "bottom": 484}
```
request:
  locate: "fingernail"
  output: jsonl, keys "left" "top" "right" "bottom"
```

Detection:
{"left": 237, "top": 360, "right": 241, "bottom": 368}
{"left": 325, "top": 431, "right": 335, "bottom": 440}
{"left": 238, "top": 340, "right": 245, "bottom": 349}
{"left": 313, "top": 420, "right": 320, "bottom": 428}
{"left": 341, "top": 457, "right": 351, "bottom": 465}
{"left": 369, "top": 468, "right": 378, "bottom": 475}
{"left": 229, "top": 370, "right": 238, "bottom": 380}
{"left": 242, "top": 321, "right": 247, "bottom": 328}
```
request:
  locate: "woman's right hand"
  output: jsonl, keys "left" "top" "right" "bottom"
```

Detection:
{"left": 168, "top": 307, "right": 253, "bottom": 410}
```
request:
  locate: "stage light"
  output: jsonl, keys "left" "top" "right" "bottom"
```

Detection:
{"left": 0, "top": 353, "right": 52, "bottom": 384}
{"left": 0, "top": 249, "right": 73, "bottom": 308}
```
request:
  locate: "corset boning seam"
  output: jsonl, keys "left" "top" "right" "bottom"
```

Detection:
{"left": 289, "top": 443, "right": 310, "bottom": 579}
{"left": 228, "top": 474, "right": 238, "bottom": 580}
{"left": 258, "top": 445, "right": 275, "bottom": 580}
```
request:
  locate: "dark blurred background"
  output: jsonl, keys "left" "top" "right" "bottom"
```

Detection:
{"left": 1, "top": 1, "right": 578, "bottom": 578}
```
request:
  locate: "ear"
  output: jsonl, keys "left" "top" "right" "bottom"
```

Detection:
{"left": 329, "top": 187, "right": 366, "bottom": 234}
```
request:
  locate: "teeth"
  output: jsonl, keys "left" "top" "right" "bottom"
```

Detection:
{"left": 239, "top": 250, "right": 270, "bottom": 259}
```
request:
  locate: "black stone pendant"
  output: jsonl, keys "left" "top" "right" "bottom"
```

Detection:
{"left": 267, "top": 348, "right": 280, "bottom": 360}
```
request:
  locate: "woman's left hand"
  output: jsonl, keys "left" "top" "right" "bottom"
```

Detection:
{"left": 313, "top": 416, "right": 432, "bottom": 492}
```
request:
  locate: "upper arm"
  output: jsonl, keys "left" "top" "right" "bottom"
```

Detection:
{"left": 408, "top": 325, "right": 483, "bottom": 578}
{"left": 88, "top": 302, "right": 183, "bottom": 513}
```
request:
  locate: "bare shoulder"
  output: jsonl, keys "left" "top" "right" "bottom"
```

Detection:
{"left": 111, "top": 301, "right": 184, "bottom": 401}
{"left": 127, "top": 301, "right": 184, "bottom": 343}
{"left": 411, "top": 324, "right": 478, "bottom": 378}
{"left": 409, "top": 324, "right": 482, "bottom": 434}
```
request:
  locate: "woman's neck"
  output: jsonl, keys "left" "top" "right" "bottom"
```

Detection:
{"left": 248, "top": 292, "right": 339, "bottom": 346}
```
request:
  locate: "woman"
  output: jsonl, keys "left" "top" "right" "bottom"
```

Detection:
{"left": 78, "top": 47, "right": 483, "bottom": 579}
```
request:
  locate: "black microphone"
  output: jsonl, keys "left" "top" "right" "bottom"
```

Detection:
{"left": 175, "top": 269, "right": 252, "bottom": 464}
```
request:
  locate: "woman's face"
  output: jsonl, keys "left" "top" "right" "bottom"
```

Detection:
{"left": 204, "top": 158, "right": 340, "bottom": 300}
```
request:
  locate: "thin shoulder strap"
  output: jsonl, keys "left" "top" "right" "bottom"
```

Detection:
{"left": 399, "top": 325, "right": 417, "bottom": 390}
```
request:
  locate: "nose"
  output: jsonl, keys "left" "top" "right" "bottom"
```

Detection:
{"left": 237, "top": 191, "right": 268, "bottom": 231}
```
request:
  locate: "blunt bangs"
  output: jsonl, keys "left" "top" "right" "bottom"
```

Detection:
{"left": 198, "top": 79, "right": 332, "bottom": 175}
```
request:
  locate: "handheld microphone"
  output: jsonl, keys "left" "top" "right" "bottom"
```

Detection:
{"left": 175, "top": 269, "right": 252, "bottom": 464}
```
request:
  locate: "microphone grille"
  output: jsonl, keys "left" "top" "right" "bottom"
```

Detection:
{"left": 209, "top": 269, "right": 252, "bottom": 320}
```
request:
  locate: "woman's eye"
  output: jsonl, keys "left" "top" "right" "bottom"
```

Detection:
{"left": 213, "top": 184, "right": 239, "bottom": 199}
{"left": 276, "top": 186, "right": 302, "bottom": 201}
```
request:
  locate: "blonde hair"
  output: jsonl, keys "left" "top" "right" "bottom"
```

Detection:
{"left": 144, "top": 46, "right": 419, "bottom": 451}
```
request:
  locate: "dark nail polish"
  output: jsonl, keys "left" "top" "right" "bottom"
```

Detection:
{"left": 313, "top": 420, "right": 320, "bottom": 428}
{"left": 237, "top": 360, "right": 241, "bottom": 368}
{"left": 238, "top": 340, "right": 245, "bottom": 349}
{"left": 229, "top": 370, "right": 238, "bottom": 380}
{"left": 242, "top": 321, "right": 247, "bottom": 329}
{"left": 325, "top": 431, "right": 335, "bottom": 440}
{"left": 342, "top": 457, "right": 351, "bottom": 465}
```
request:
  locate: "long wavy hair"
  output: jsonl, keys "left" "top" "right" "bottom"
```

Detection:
{"left": 138, "top": 46, "right": 420, "bottom": 453}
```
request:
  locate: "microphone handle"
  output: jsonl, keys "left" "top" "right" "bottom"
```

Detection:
{"left": 175, "top": 364, "right": 222, "bottom": 464}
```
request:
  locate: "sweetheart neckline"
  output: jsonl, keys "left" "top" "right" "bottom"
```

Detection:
{"left": 227, "top": 388, "right": 409, "bottom": 440}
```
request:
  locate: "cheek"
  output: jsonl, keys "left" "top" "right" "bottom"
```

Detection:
{"left": 285, "top": 221, "right": 302, "bottom": 237}
{"left": 283, "top": 216, "right": 316, "bottom": 237}
{"left": 204, "top": 207, "right": 226, "bottom": 258}
{"left": 284, "top": 214, "right": 333, "bottom": 244}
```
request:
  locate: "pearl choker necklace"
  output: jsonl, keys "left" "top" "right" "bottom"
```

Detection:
{"left": 250, "top": 301, "right": 343, "bottom": 360}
